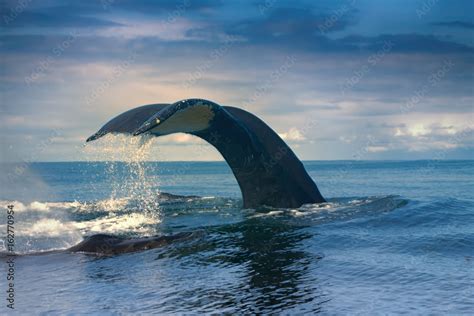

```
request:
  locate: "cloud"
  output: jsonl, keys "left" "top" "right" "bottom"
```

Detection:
{"left": 2, "top": 11, "right": 122, "bottom": 28}
{"left": 394, "top": 123, "right": 470, "bottom": 139}
{"left": 340, "top": 34, "right": 474, "bottom": 53}
{"left": 104, "top": 0, "right": 223, "bottom": 14}
{"left": 0, "top": 0, "right": 473, "bottom": 161}
{"left": 408, "top": 124, "right": 431, "bottom": 137}
{"left": 186, "top": 6, "right": 361, "bottom": 52}
{"left": 278, "top": 127, "right": 306, "bottom": 142}
{"left": 384, "top": 122, "right": 474, "bottom": 153}
{"left": 431, "top": 21, "right": 474, "bottom": 29}
{"left": 239, "top": 7, "right": 357, "bottom": 36}
{"left": 97, "top": 19, "right": 200, "bottom": 40}
{"left": 367, "top": 146, "right": 388, "bottom": 153}
{"left": 156, "top": 133, "right": 205, "bottom": 145}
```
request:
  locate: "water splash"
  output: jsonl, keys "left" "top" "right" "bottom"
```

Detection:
{"left": 0, "top": 135, "right": 166, "bottom": 254}
{"left": 0, "top": 199, "right": 161, "bottom": 253}
{"left": 83, "top": 134, "right": 161, "bottom": 219}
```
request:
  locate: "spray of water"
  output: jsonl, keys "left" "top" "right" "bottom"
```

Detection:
{"left": 83, "top": 134, "right": 162, "bottom": 221}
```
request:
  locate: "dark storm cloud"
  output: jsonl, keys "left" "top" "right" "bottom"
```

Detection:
{"left": 431, "top": 20, "right": 474, "bottom": 29}
{"left": 107, "top": 0, "right": 223, "bottom": 13}
{"left": 1, "top": 0, "right": 124, "bottom": 28}
{"left": 0, "top": 0, "right": 473, "bottom": 160}
{"left": 2, "top": 11, "right": 122, "bottom": 28}
{"left": 186, "top": 6, "right": 358, "bottom": 51}
{"left": 340, "top": 34, "right": 474, "bottom": 54}
{"left": 1, "top": 0, "right": 223, "bottom": 28}
{"left": 2, "top": 0, "right": 472, "bottom": 57}
{"left": 183, "top": 7, "right": 473, "bottom": 56}
{"left": 233, "top": 7, "right": 357, "bottom": 36}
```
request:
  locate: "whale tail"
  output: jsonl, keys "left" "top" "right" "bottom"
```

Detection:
{"left": 87, "top": 99, "right": 325, "bottom": 208}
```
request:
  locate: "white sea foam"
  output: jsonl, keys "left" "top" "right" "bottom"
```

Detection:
{"left": 0, "top": 199, "right": 160, "bottom": 237}
{"left": 246, "top": 196, "right": 403, "bottom": 223}
{"left": 0, "top": 136, "right": 166, "bottom": 253}
{"left": 73, "top": 212, "right": 159, "bottom": 235}
{"left": 201, "top": 196, "right": 216, "bottom": 200}
{"left": 0, "top": 197, "right": 156, "bottom": 214}
{"left": 94, "top": 198, "right": 130, "bottom": 212}
{"left": 9, "top": 212, "right": 159, "bottom": 238}
{"left": 26, "top": 218, "right": 77, "bottom": 237}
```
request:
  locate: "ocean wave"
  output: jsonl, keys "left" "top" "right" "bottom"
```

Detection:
{"left": 12, "top": 212, "right": 160, "bottom": 238}
{"left": 0, "top": 198, "right": 140, "bottom": 214}
{"left": 246, "top": 195, "right": 407, "bottom": 224}
{"left": 0, "top": 194, "right": 408, "bottom": 254}
{"left": 0, "top": 196, "right": 163, "bottom": 254}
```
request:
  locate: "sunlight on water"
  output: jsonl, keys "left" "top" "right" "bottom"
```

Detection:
{"left": 83, "top": 134, "right": 162, "bottom": 220}
{"left": 1, "top": 161, "right": 472, "bottom": 314}
{"left": 0, "top": 200, "right": 83, "bottom": 253}
{"left": 0, "top": 135, "right": 166, "bottom": 254}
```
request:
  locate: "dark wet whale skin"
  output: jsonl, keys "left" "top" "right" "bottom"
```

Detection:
{"left": 68, "top": 232, "right": 195, "bottom": 255}
{"left": 87, "top": 99, "right": 326, "bottom": 208}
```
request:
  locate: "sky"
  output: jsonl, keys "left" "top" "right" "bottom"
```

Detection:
{"left": 0, "top": 0, "right": 473, "bottom": 162}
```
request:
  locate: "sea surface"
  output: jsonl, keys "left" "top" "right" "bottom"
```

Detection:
{"left": 0, "top": 160, "right": 473, "bottom": 314}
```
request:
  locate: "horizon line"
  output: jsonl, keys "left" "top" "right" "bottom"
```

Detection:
{"left": 1, "top": 159, "right": 473, "bottom": 163}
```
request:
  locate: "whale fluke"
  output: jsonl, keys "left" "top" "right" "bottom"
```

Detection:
{"left": 87, "top": 99, "right": 325, "bottom": 208}
{"left": 86, "top": 103, "right": 169, "bottom": 142}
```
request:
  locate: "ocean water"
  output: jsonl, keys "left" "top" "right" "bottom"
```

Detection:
{"left": 0, "top": 160, "right": 473, "bottom": 314}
